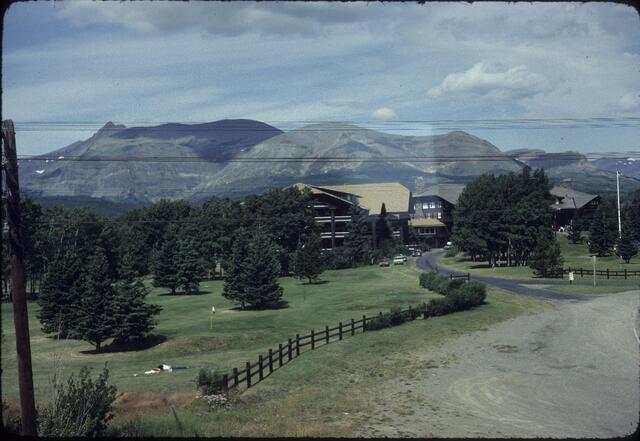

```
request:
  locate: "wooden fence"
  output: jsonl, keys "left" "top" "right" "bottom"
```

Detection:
{"left": 555, "top": 267, "right": 640, "bottom": 280}
{"left": 220, "top": 304, "right": 428, "bottom": 392}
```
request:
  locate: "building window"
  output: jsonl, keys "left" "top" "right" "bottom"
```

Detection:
{"left": 437, "top": 212, "right": 442, "bottom": 219}
{"left": 429, "top": 202, "right": 436, "bottom": 209}
{"left": 422, "top": 202, "right": 429, "bottom": 210}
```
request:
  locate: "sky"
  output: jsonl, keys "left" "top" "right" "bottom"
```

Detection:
{"left": 2, "top": 1, "right": 640, "bottom": 156}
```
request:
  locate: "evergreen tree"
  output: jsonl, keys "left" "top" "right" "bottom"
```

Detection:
{"left": 529, "top": 233, "right": 564, "bottom": 277}
{"left": 342, "top": 202, "right": 372, "bottom": 266}
{"left": 222, "top": 232, "right": 251, "bottom": 309}
{"left": 176, "top": 238, "right": 203, "bottom": 294}
{"left": 375, "top": 203, "right": 392, "bottom": 249}
{"left": 617, "top": 234, "right": 638, "bottom": 264}
{"left": 293, "top": 231, "right": 323, "bottom": 284}
{"left": 111, "top": 253, "right": 162, "bottom": 346}
{"left": 72, "top": 248, "right": 117, "bottom": 352}
{"left": 568, "top": 214, "right": 582, "bottom": 244}
{"left": 589, "top": 199, "right": 617, "bottom": 257}
{"left": 223, "top": 229, "right": 283, "bottom": 309}
{"left": 37, "top": 250, "right": 82, "bottom": 337}
{"left": 151, "top": 230, "right": 179, "bottom": 294}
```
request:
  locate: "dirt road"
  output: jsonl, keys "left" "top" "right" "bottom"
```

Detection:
{"left": 357, "top": 290, "right": 639, "bottom": 438}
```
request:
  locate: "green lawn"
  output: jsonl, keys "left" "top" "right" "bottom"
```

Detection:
{"left": 2, "top": 260, "right": 548, "bottom": 437}
{"left": 439, "top": 234, "right": 640, "bottom": 281}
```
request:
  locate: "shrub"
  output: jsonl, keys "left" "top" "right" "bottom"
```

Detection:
{"left": 459, "top": 281, "right": 487, "bottom": 306}
{"left": 196, "top": 368, "right": 224, "bottom": 395}
{"left": 427, "top": 297, "right": 454, "bottom": 316}
{"left": 38, "top": 366, "right": 117, "bottom": 437}
{"left": 364, "top": 314, "right": 392, "bottom": 331}
{"left": 441, "top": 278, "right": 465, "bottom": 296}
{"left": 444, "top": 246, "right": 458, "bottom": 258}
{"left": 388, "top": 307, "right": 405, "bottom": 326}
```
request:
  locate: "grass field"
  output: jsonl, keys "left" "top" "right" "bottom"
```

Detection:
{"left": 2, "top": 260, "right": 548, "bottom": 436}
{"left": 439, "top": 234, "right": 640, "bottom": 281}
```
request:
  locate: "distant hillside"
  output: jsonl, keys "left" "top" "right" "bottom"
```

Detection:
{"left": 19, "top": 120, "right": 640, "bottom": 207}
{"left": 591, "top": 157, "right": 640, "bottom": 179}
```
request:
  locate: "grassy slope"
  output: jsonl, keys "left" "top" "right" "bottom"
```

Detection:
{"left": 2, "top": 261, "right": 547, "bottom": 437}
{"left": 439, "top": 234, "right": 640, "bottom": 280}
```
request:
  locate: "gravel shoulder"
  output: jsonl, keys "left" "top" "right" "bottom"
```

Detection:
{"left": 358, "top": 290, "right": 640, "bottom": 438}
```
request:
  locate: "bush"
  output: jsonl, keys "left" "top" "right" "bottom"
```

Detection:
{"left": 444, "top": 246, "right": 458, "bottom": 258}
{"left": 459, "top": 281, "right": 486, "bottom": 306}
{"left": 38, "top": 366, "right": 117, "bottom": 437}
{"left": 364, "top": 314, "right": 392, "bottom": 331}
{"left": 1, "top": 401, "right": 21, "bottom": 434}
{"left": 441, "top": 278, "right": 465, "bottom": 296}
{"left": 196, "top": 368, "right": 224, "bottom": 395}
{"left": 388, "top": 307, "right": 405, "bottom": 326}
{"left": 427, "top": 297, "right": 454, "bottom": 316}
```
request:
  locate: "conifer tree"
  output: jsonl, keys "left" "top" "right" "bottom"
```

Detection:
{"left": 568, "top": 214, "right": 582, "bottom": 244}
{"left": 243, "top": 229, "right": 283, "bottom": 308}
{"left": 111, "top": 253, "right": 162, "bottom": 346}
{"left": 176, "top": 238, "right": 203, "bottom": 294}
{"left": 37, "top": 250, "right": 82, "bottom": 337}
{"left": 375, "top": 203, "right": 392, "bottom": 249}
{"left": 343, "top": 202, "right": 372, "bottom": 266}
{"left": 151, "top": 230, "right": 179, "bottom": 294}
{"left": 589, "top": 200, "right": 617, "bottom": 257}
{"left": 72, "top": 248, "right": 117, "bottom": 352}
{"left": 617, "top": 215, "right": 638, "bottom": 264}
{"left": 293, "top": 231, "right": 323, "bottom": 284}
{"left": 222, "top": 232, "right": 251, "bottom": 309}
{"left": 529, "top": 233, "right": 564, "bottom": 277}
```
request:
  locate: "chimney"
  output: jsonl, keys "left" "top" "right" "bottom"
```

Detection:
{"left": 560, "top": 178, "right": 573, "bottom": 190}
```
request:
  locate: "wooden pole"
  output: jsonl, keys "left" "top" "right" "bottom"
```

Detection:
{"left": 295, "top": 334, "right": 300, "bottom": 356}
{"left": 2, "top": 120, "right": 37, "bottom": 436}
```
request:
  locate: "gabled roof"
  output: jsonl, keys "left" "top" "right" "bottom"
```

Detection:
{"left": 293, "top": 182, "right": 356, "bottom": 208}
{"left": 414, "top": 183, "right": 466, "bottom": 205}
{"left": 550, "top": 186, "right": 599, "bottom": 210}
{"left": 318, "top": 182, "right": 411, "bottom": 215}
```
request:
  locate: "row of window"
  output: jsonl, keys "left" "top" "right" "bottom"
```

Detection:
{"left": 414, "top": 201, "right": 443, "bottom": 210}
{"left": 416, "top": 227, "right": 438, "bottom": 235}
{"left": 424, "top": 212, "right": 442, "bottom": 219}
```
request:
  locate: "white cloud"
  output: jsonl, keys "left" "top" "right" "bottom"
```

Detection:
{"left": 617, "top": 93, "right": 640, "bottom": 112}
{"left": 371, "top": 107, "right": 398, "bottom": 121}
{"left": 427, "top": 61, "right": 551, "bottom": 101}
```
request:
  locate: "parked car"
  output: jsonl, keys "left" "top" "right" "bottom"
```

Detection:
{"left": 379, "top": 258, "right": 390, "bottom": 267}
{"left": 412, "top": 249, "right": 422, "bottom": 257}
{"left": 393, "top": 255, "right": 405, "bottom": 265}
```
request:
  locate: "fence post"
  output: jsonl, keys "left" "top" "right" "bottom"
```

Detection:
{"left": 467, "top": 272, "right": 470, "bottom": 281}
{"left": 607, "top": 268, "right": 610, "bottom": 280}
{"left": 580, "top": 268, "right": 583, "bottom": 277}
{"left": 325, "top": 325, "right": 329, "bottom": 344}
{"left": 339, "top": 322, "right": 343, "bottom": 340}
{"left": 222, "top": 373, "right": 228, "bottom": 393}
{"left": 278, "top": 343, "right": 283, "bottom": 367}
{"left": 233, "top": 367, "right": 238, "bottom": 387}
{"left": 449, "top": 274, "right": 453, "bottom": 280}
{"left": 408, "top": 305, "right": 412, "bottom": 320}
{"left": 625, "top": 269, "right": 627, "bottom": 280}
{"left": 258, "top": 355, "right": 264, "bottom": 380}
{"left": 246, "top": 361, "right": 251, "bottom": 388}
{"left": 311, "top": 330, "right": 315, "bottom": 349}
{"left": 268, "top": 349, "right": 273, "bottom": 373}
{"left": 351, "top": 318, "right": 355, "bottom": 336}
{"left": 296, "top": 334, "right": 300, "bottom": 356}
{"left": 362, "top": 315, "right": 366, "bottom": 332}
{"left": 288, "top": 338, "right": 292, "bottom": 361}
{"left": 423, "top": 303, "right": 428, "bottom": 319}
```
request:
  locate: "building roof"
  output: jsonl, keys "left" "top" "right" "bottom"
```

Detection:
{"left": 292, "top": 182, "right": 355, "bottom": 207}
{"left": 318, "top": 182, "right": 411, "bottom": 215}
{"left": 414, "top": 183, "right": 466, "bottom": 205}
{"left": 409, "top": 218, "right": 446, "bottom": 227}
{"left": 549, "top": 186, "right": 599, "bottom": 210}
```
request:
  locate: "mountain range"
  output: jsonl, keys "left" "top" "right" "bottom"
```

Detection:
{"left": 19, "top": 119, "right": 640, "bottom": 211}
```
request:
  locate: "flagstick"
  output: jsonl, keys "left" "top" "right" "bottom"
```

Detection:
{"left": 617, "top": 170, "right": 622, "bottom": 263}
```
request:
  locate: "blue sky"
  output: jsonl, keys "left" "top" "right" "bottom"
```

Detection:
{"left": 3, "top": 1, "right": 640, "bottom": 156}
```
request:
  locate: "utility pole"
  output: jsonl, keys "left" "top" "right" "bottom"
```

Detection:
{"left": 616, "top": 170, "right": 623, "bottom": 263}
{"left": 2, "top": 119, "right": 38, "bottom": 436}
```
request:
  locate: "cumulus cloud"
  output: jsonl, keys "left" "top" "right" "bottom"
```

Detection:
{"left": 617, "top": 93, "right": 640, "bottom": 112}
{"left": 372, "top": 107, "right": 398, "bottom": 121}
{"left": 427, "top": 61, "right": 551, "bottom": 101}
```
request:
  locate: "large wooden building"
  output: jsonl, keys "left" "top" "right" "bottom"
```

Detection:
{"left": 549, "top": 179, "right": 600, "bottom": 229}
{"left": 410, "top": 183, "right": 465, "bottom": 247}
{"left": 295, "top": 182, "right": 412, "bottom": 250}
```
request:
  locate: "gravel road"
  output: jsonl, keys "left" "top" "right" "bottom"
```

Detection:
{"left": 357, "top": 290, "right": 640, "bottom": 438}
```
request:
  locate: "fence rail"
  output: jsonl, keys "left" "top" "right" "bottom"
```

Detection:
{"left": 557, "top": 267, "right": 640, "bottom": 280}
{"left": 220, "top": 305, "right": 427, "bottom": 393}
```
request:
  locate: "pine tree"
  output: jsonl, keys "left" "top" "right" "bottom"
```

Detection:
{"left": 37, "top": 250, "right": 82, "bottom": 337}
{"left": 375, "top": 203, "right": 392, "bottom": 249}
{"left": 343, "top": 202, "right": 372, "bottom": 266}
{"left": 589, "top": 200, "right": 617, "bottom": 257}
{"left": 111, "top": 253, "right": 162, "bottom": 346}
{"left": 617, "top": 216, "right": 638, "bottom": 264}
{"left": 151, "top": 231, "right": 179, "bottom": 294}
{"left": 223, "top": 229, "right": 283, "bottom": 309}
{"left": 222, "top": 232, "right": 251, "bottom": 309}
{"left": 293, "top": 231, "right": 323, "bottom": 284}
{"left": 568, "top": 214, "right": 582, "bottom": 244}
{"left": 72, "top": 248, "right": 117, "bottom": 352}
{"left": 529, "top": 233, "right": 564, "bottom": 277}
{"left": 176, "top": 238, "right": 203, "bottom": 294}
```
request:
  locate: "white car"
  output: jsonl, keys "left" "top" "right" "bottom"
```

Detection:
{"left": 393, "top": 255, "right": 406, "bottom": 265}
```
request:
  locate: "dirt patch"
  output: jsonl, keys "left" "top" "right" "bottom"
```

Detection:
{"left": 113, "top": 392, "right": 193, "bottom": 416}
{"left": 358, "top": 290, "right": 640, "bottom": 438}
